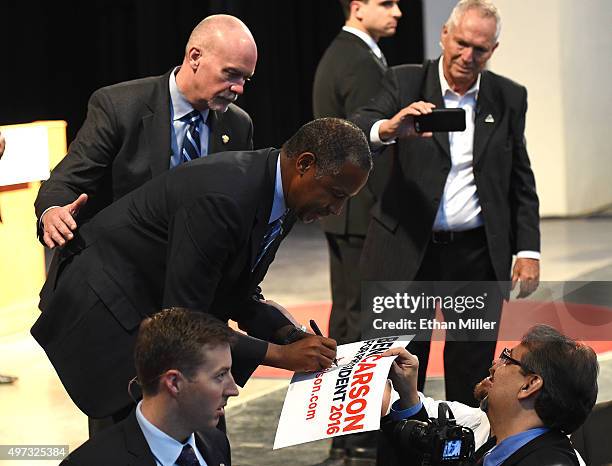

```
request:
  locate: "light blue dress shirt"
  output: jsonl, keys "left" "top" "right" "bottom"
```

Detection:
{"left": 168, "top": 67, "right": 210, "bottom": 168}
{"left": 135, "top": 401, "right": 208, "bottom": 466}
{"left": 483, "top": 427, "right": 549, "bottom": 466}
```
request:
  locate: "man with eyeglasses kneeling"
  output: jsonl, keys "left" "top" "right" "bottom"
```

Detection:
{"left": 377, "top": 325, "right": 598, "bottom": 466}
{"left": 62, "top": 308, "right": 238, "bottom": 466}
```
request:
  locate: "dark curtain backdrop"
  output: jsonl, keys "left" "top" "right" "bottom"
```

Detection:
{"left": 1, "top": 0, "right": 423, "bottom": 148}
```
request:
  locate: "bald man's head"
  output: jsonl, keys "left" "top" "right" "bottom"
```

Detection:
{"left": 176, "top": 15, "right": 257, "bottom": 112}
{"left": 186, "top": 15, "right": 255, "bottom": 55}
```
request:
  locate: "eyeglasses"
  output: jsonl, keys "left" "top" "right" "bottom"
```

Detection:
{"left": 499, "top": 347, "right": 534, "bottom": 374}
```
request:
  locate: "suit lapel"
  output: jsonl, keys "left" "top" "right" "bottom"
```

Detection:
{"left": 249, "top": 150, "right": 279, "bottom": 272}
{"left": 340, "top": 30, "right": 387, "bottom": 73}
{"left": 251, "top": 209, "right": 296, "bottom": 283}
{"left": 145, "top": 70, "right": 173, "bottom": 178}
{"left": 195, "top": 431, "right": 228, "bottom": 466}
{"left": 208, "top": 110, "right": 232, "bottom": 154}
{"left": 422, "top": 59, "right": 451, "bottom": 159}
{"left": 473, "top": 71, "right": 499, "bottom": 165}
{"left": 123, "top": 411, "right": 158, "bottom": 466}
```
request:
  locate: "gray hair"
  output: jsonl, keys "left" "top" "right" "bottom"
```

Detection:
{"left": 446, "top": 0, "right": 501, "bottom": 42}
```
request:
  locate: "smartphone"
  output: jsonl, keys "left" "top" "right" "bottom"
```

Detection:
{"left": 413, "top": 108, "right": 466, "bottom": 133}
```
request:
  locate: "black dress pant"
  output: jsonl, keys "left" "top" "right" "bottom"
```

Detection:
{"left": 408, "top": 227, "right": 504, "bottom": 407}
{"left": 326, "top": 233, "right": 377, "bottom": 457}
{"left": 326, "top": 233, "right": 366, "bottom": 345}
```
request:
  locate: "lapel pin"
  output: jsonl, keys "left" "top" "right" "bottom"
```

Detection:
{"left": 222, "top": 134, "right": 230, "bottom": 144}
{"left": 485, "top": 114, "right": 495, "bottom": 123}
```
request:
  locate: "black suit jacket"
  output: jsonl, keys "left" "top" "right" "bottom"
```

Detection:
{"left": 34, "top": 68, "right": 253, "bottom": 231}
{"left": 31, "top": 149, "right": 294, "bottom": 418}
{"left": 571, "top": 400, "right": 612, "bottom": 466}
{"left": 313, "top": 30, "right": 390, "bottom": 235}
{"left": 61, "top": 410, "right": 231, "bottom": 466}
{"left": 353, "top": 59, "right": 540, "bottom": 284}
{"left": 499, "top": 430, "right": 579, "bottom": 465}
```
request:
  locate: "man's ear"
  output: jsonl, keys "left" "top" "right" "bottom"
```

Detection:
{"left": 188, "top": 46, "right": 202, "bottom": 71}
{"left": 351, "top": 0, "right": 364, "bottom": 21}
{"left": 295, "top": 152, "right": 316, "bottom": 175}
{"left": 490, "top": 41, "right": 499, "bottom": 56}
{"left": 160, "top": 369, "right": 182, "bottom": 397}
{"left": 517, "top": 374, "right": 543, "bottom": 400}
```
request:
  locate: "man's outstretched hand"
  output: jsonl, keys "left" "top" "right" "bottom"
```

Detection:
{"left": 41, "top": 194, "right": 88, "bottom": 248}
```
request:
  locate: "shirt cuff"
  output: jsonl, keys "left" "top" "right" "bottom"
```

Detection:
{"left": 370, "top": 120, "right": 396, "bottom": 149}
{"left": 516, "top": 251, "right": 540, "bottom": 260}
{"left": 389, "top": 399, "right": 423, "bottom": 422}
{"left": 39, "top": 206, "right": 60, "bottom": 228}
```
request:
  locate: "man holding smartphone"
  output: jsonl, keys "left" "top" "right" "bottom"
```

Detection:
{"left": 353, "top": 0, "right": 540, "bottom": 407}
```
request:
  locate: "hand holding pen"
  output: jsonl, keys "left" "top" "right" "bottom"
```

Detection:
{"left": 310, "top": 319, "right": 339, "bottom": 367}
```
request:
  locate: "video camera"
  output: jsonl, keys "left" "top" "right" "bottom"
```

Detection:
{"left": 392, "top": 402, "right": 475, "bottom": 465}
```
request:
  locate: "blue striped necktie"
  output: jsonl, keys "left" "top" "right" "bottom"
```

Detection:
{"left": 253, "top": 210, "right": 289, "bottom": 271}
{"left": 181, "top": 110, "right": 203, "bottom": 164}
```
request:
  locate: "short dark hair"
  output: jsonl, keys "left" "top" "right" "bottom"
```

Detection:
{"left": 521, "top": 325, "right": 599, "bottom": 433}
{"left": 339, "top": 0, "right": 370, "bottom": 20}
{"left": 282, "top": 117, "right": 372, "bottom": 178}
{"left": 134, "top": 308, "right": 235, "bottom": 396}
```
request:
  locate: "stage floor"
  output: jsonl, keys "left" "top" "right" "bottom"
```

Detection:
{"left": 1, "top": 218, "right": 611, "bottom": 465}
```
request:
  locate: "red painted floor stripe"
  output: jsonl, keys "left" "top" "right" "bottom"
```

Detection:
{"left": 230, "top": 301, "right": 612, "bottom": 380}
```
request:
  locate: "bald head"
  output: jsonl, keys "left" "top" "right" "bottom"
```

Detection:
{"left": 186, "top": 14, "right": 256, "bottom": 56}
{"left": 176, "top": 14, "right": 257, "bottom": 112}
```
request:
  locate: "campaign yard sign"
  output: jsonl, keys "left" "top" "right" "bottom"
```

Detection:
{"left": 273, "top": 335, "right": 413, "bottom": 449}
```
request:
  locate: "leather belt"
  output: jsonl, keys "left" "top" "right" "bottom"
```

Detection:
{"left": 431, "top": 227, "right": 485, "bottom": 245}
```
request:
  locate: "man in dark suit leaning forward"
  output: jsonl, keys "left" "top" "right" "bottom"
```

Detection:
{"left": 62, "top": 309, "right": 238, "bottom": 466}
{"left": 353, "top": 0, "right": 540, "bottom": 405}
{"left": 36, "top": 14, "right": 256, "bottom": 249}
{"left": 31, "top": 118, "right": 372, "bottom": 428}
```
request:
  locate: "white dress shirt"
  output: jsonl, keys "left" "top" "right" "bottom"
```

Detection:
{"left": 434, "top": 57, "right": 482, "bottom": 232}
{"left": 342, "top": 26, "right": 384, "bottom": 59}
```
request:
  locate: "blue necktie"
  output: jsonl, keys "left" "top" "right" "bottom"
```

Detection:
{"left": 253, "top": 210, "right": 288, "bottom": 271}
{"left": 175, "top": 443, "right": 200, "bottom": 466}
{"left": 181, "top": 110, "right": 203, "bottom": 164}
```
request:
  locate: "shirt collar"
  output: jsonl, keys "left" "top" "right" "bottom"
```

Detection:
{"left": 269, "top": 155, "right": 286, "bottom": 223}
{"left": 483, "top": 427, "right": 549, "bottom": 466}
{"left": 342, "top": 26, "right": 383, "bottom": 59}
{"left": 438, "top": 56, "right": 480, "bottom": 99}
{"left": 135, "top": 401, "right": 199, "bottom": 466}
{"left": 169, "top": 66, "right": 209, "bottom": 123}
